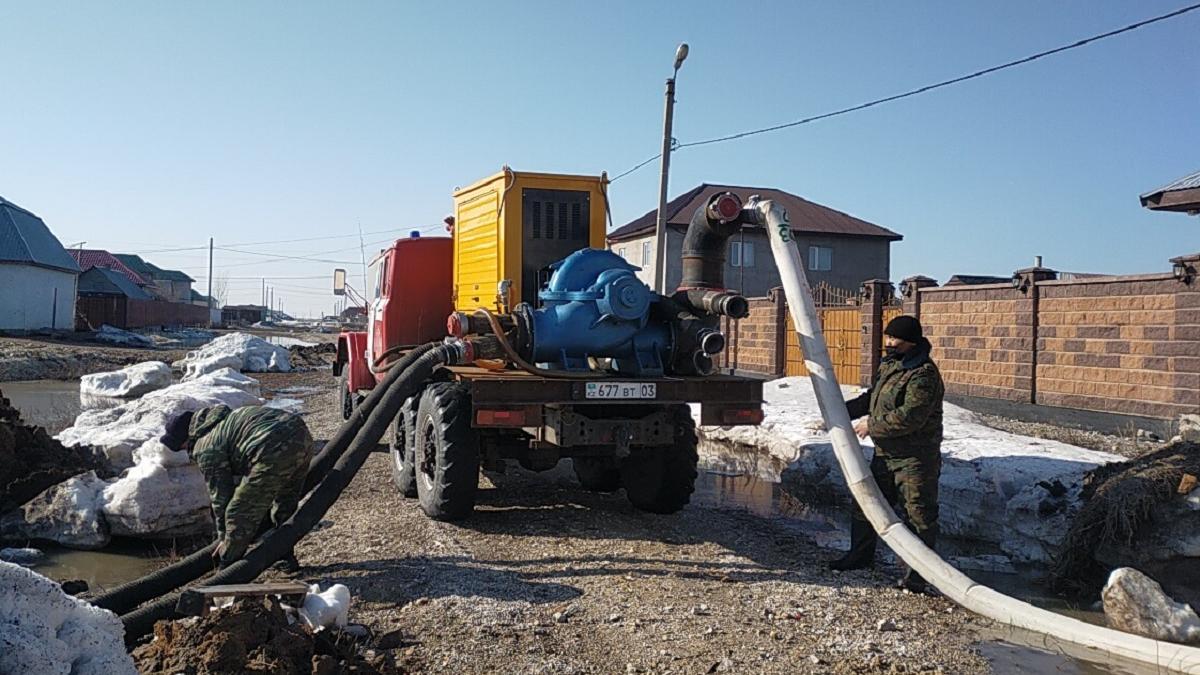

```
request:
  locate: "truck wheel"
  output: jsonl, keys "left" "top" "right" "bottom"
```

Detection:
{"left": 336, "top": 372, "right": 353, "bottom": 421}
{"left": 389, "top": 395, "right": 420, "bottom": 498}
{"left": 414, "top": 383, "right": 479, "bottom": 521}
{"left": 573, "top": 457, "right": 621, "bottom": 492}
{"left": 620, "top": 405, "right": 698, "bottom": 514}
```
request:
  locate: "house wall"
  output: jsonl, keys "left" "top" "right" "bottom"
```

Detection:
{"left": 0, "top": 264, "right": 77, "bottom": 331}
{"left": 610, "top": 229, "right": 891, "bottom": 296}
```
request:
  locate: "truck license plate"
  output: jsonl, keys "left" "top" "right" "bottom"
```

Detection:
{"left": 585, "top": 382, "right": 657, "bottom": 400}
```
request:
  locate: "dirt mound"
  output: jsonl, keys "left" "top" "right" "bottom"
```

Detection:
{"left": 0, "top": 389, "right": 112, "bottom": 514}
{"left": 1050, "top": 441, "right": 1200, "bottom": 597}
{"left": 133, "top": 597, "right": 402, "bottom": 675}
{"left": 289, "top": 343, "right": 337, "bottom": 370}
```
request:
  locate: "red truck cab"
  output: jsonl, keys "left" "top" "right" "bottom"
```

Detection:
{"left": 334, "top": 233, "right": 453, "bottom": 411}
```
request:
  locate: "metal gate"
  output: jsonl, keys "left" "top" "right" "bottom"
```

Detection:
{"left": 785, "top": 306, "right": 862, "bottom": 384}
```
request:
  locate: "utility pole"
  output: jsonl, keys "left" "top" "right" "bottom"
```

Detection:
{"left": 207, "top": 237, "right": 214, "bottom": 328}
{"left": 261, "top": 278, "right": 266, "bottom": 310}
{"left": 654, "top": 42, "right": 689, "bottom": 294}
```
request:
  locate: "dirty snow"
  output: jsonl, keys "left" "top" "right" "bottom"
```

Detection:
{"left": 0, "top": 471, "right": 111, "bottom": 549}
{"left": 0, "top": 547, "right": 43, "bottom": 565}
{"left": 57, "top": 374, "right": 262, "bottom": 469}
{"left": 1102, "top": 567, "right": 1200, "bottom": 644}
{"left": 176, "top": 332, "right": 291, "bottom": 380}
{"left": 79, "top": 361, "right": 173, "bottom": 398}
{"left": 101, "top": 441, "right": 213, "bottom": 538}
{"left": 93, "top": 324, "right": 156, "bottom": 348}
{"left": 5, "top": 365, "right": 267, "bottom": 546}
{"left": 264, "top": 397, "right": 304, "bottom": 413}
{"left": 0, "top": 561, "right": 137, "bottom": 674}
{"left": 699, "top": 377, "right": 1125, "bottom": 564}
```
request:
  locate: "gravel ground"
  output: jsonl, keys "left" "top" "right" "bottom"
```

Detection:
{"left": 246, "top": 373, "right": 995, "bottom": 674}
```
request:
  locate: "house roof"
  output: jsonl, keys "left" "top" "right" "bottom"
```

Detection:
{"left": 223, "top": 304, "right": 266, "bottom": 311}
{"left": 78, "top": 266, "right": 153, "bottom": 299}
{"left": 190, "top": 289, "right": 216, "bottom": 305}
{"left": 607, "top": 183, "right": 902, "bottom": 243}
{"left": 113, "top": 253, "right": 195, "bottom": 283}
{"left": 1140, "top": 169, "right": 1200, "bottom": 213}
{"left": 944, "top": 275, "right": 1010, "bottom": 286}
{"left": 68, "top": 249, "right": 149, "bottom": 286}
{"left": 0, "top": 196, "right": 82, "bottom": 273}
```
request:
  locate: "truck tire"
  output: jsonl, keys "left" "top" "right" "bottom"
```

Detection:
{"left": 336, "top": 372, "right": 353, "bottom": 421}
{"left": 620, "top": 405, "right": 698, "bottom": 514}
{"left": 414, "top": 382, "right": 479, "bottom": 521}
{"left": 572, "top": 457, "right": 621, "bottom": 492}
{"left": 389, "top": 395, "right": 420, "bottom": 498}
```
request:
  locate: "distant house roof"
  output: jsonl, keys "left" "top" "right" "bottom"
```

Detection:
{"left": 190, "top": 289, "right": 216, "bottom": 305}
{"left": 1140, "top": 169, "right": 1200, "bottom": 213}
{"left": 68, "top": 249, "right": 148, "bottom": 286}
{"left": 944, "top": 275, "right": 1010, "bottom": 286}
{"left": 223, "top": 304, "right": 266, "bottom": 312}
{"left": 0, "top": 197, "right": 82, "bottom": 273}
{"left": 78, "top": 267, "right": 153, "bottom": 299}
{"left": 607, "top": 183, "right": 902, "bottom": 243}
{"left": 113, "top": 253, "right": 195, "bottom": 283}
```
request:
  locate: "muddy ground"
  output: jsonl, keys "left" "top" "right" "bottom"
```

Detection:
{"left": 233, "top": 372, "right": 995, "bottom": 674}
{"left": 0, "top": 335, "right": 190, "bottom": 382}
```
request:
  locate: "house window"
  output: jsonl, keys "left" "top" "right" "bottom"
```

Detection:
{"left": 642, "top": 241, "right": 652, "bottom": 267}
{"left": 617, "top": 247, "right": 626, "bottom": 260}
{"left": 730, "top": 241, "right": 755, "bottom": 268}
{"left": 808, "top": 245, "right": 832, "bottom": 271}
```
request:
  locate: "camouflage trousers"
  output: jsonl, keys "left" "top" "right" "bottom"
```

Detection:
{"left": 850, "top": 446, "right": 941, "bottom": 543}
{"left": 216, "top": 425, "right": 313, "bottom": 562}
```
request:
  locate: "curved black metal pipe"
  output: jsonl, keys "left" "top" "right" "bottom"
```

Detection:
{"left": 679, "top": 191, "right": 745, "bottom": 291}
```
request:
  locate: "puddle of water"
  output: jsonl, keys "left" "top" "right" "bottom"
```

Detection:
{"left": 29, "top": 541, "right": 166, "bottom": 590}
{"left": 265, "top": 336, "right": 317, "bottom": 348}
{"left": 2, "top": 380, "right": 101, "bottom": 435}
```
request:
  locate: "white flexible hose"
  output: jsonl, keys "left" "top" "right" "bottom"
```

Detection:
{"left": 754, "top": 198, "right": 1200, "bottom": 673}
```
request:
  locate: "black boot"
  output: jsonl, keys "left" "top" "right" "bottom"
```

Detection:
{"left": 829, "top": 519, "right": 877, "bottom": 571}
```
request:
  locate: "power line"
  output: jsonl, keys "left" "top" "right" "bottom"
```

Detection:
{"left": 131, "top": 226, "right": 423, "bottom": 254}
{"left": 609, "top": 2, "right": 1200, "bottom": 182}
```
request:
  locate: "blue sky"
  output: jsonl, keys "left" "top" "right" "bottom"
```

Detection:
{"left": 1, "top": 1, "right": 1197, "bottom": 316}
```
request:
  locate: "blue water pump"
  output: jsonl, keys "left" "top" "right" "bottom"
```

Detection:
{"left": 521, "top": 249, "right": 671, "bottom": 375}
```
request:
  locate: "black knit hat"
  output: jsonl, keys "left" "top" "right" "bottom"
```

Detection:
{"left": 161, "top": 411, "right": 195, "bottom": 451}
{"left": 884, "top": 315, "right": 923, "bottom": 344}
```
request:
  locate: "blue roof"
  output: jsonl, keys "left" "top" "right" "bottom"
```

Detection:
{"left": 0, "top": 196, "right": 81, "bottom": 273}
{"left": 78, "top": 266, "right": 153, "bottom": 299}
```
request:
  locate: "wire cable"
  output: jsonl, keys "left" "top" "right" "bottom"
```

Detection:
{"left": 609, "top": 3, "right": 1200, "bottom": 181}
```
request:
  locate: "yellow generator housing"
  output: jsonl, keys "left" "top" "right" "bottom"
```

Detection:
{"left": 452, "top": 168, "right": 609, "bottom": 313}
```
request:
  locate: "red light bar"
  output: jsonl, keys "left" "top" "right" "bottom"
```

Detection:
{"left": 475, "top": 407, "right": 534, "bottom": 427}
{"left": 721, "top": 407, "right": 764, "bottom": 425}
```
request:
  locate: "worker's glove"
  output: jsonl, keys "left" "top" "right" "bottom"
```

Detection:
{"left": 211, "top": 540, "right": 228, "bottom": 569}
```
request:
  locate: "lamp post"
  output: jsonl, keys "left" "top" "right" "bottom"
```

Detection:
{"left": 653, "top": 42, "right": 689, "bottom": 294}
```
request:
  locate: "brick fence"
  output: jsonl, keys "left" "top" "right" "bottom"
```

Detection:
{"left": 719, "top": 252, "right": 1200, "bottom": 421}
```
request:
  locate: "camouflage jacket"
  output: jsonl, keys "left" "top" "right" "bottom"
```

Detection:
{"left": 845, "top": 338, "right": 944, "bottom": 455}
{"left": 189, "top": 405, "right": 308, "bottom": 527}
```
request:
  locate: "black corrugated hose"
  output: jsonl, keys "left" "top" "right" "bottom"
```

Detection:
{"left": 91, "top": 344, "right": 437, "bottom": 616}
{"left": 120, "top": 342, "right": 460, "bottom": 644}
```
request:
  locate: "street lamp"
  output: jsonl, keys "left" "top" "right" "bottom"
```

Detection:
{"left": 654, "top": 42, "right": 689, "bottom": 294}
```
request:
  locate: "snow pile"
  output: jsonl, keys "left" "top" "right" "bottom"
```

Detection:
{"left": 176, "top": 332, "right": 291, "bottom": 380}
{"left": 699, "top": 377, "right": 1124, "bottom": 564}
{"left": 0, "top": 561, "right": 137, "bottom": 674}
{"left": 298, "top": 583, "right": 351, "bottom": 630}
{"left": 1102, "top": 567, "right": 1200, "bottom": 644}
{"left": 0, "top": 472, "right": 111, "bottom": 549}
{"left": 101, "top": 441, "right": 213, "bottom": 538}
{"left": 0, "top": 547, "right": 43, "bottom": 565}
{"left": 93, "top": 324, "right": 155, "bottom": 348}
{"left": 58, "top": 375, "right": 261, "bottom": 469}
{"left": 80, "top": 361, "right": 173, "bottom": 398}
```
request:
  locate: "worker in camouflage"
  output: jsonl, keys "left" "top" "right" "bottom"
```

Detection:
{"left": 830, "top": 314, "right": 944, "bottom": 594}
{"left": 162, "top": 405, "right": 313, "bottom": 571}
